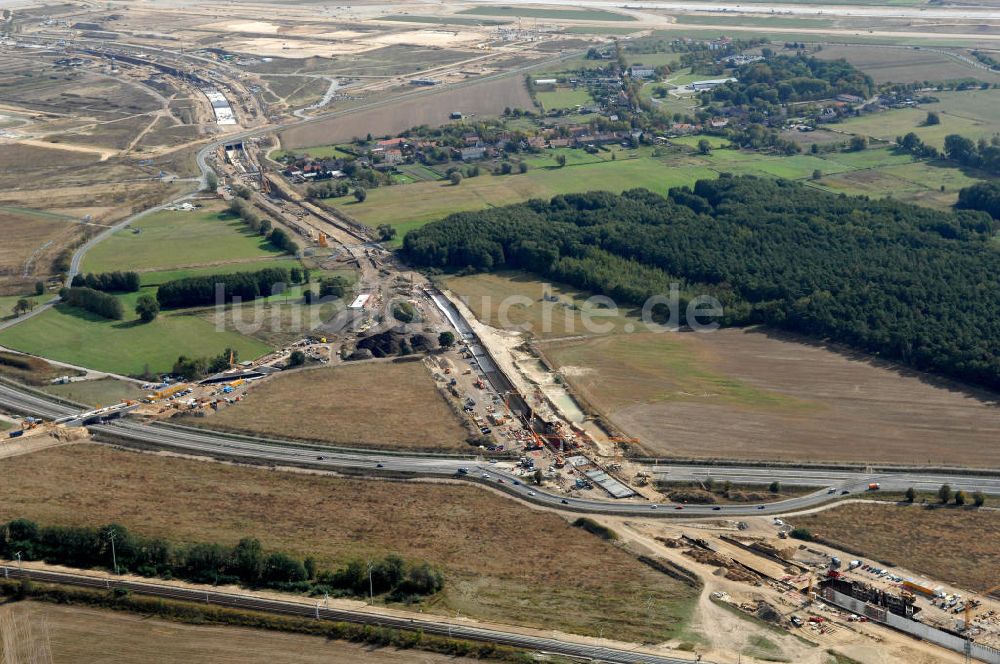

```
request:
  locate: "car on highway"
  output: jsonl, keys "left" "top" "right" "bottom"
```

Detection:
{"left": 512, "top": 480, "right": 520, "bottom": 485}
{"left": 527, "top": 491, "right": 536, "bottom": 497}
{"left": 457, "top": 468, "right": 469, "bottom": 474}
{"left": 841, "top": 490, "right": 850, "bottom": 495}
{"left": 561, "top": 499, "right": 568, "bottom": 504}
{"left": 757, "top": 505, "right": 766, "bottom": 510}
{"left": 316, "top": 456, "right": 325, "bottom": 460}
{"left": 650, "top": 504, "right": 658, "bottom": 510}
{"left": 675, "top": 505, "right": 683, "bottom": 510}
{"left": 376, "top": 463, "right": 384, "bottom": 468}
{"left": 712, "top": 506, "right": 722, "bottom": 511}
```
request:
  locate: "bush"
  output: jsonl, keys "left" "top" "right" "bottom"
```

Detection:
{"left": 789, "top": 528, "right": 814, "bottom": 541}
{"left": 135, "top": 294, "right": 159, "bottom": 323}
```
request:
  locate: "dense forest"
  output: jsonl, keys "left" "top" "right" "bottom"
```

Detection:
{"left": 404, "top": 176, "right": 1000, "bottom": 390}
{"left": 708, "top": 55, "right": 874, "bottom": 107}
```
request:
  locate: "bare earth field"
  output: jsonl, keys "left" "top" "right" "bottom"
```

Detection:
{"left": 0, "top": 445, "right": 698, "bottom": 642}
{"left": 0, "top": 601, "right": 474, "bottom": 664}
{"left": 542, "top": 328, "right": 1000, "bottom": 467}
{"left": 280, "top": 76, "right": 533, "bottom": 148}
{"left": 196, "top": 361, "right": 471, "bottom": 451}
{"left": 791, "top": 503, "right": 1000, "bottom": 593}
{"left": 0, "top": 210, "right": 80, "bottom": 292}
{"left": 815, "top": 45, "right": 1000, "bottom": 84}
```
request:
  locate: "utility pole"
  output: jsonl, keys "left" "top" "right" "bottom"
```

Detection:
{"left": 14, "top": 551, "right": 22, "bottom": 573}
{"left": 106, "top": 528, "right": 119, "bottom": 575}
{"left": 367, "top": 560, "right": 374, "bottom": 606}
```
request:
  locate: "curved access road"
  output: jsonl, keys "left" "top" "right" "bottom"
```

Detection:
{"left": 2, "top": 381, "right": 998, "bottom": 517}
{"left": 0, "top": 565, "right": 702, "bottom": 664}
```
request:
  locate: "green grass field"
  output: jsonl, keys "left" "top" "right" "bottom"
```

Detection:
{"left": 42, "top": 378, "right": 146, "bottom": 407}
{"left": 271, "top": 144, "right": 355, "bottom": 161}
{"left": 380, "top": 14, "right": 507, "bottom": 26}
{"left": 626, "top": 52, "right": 681, "bottom": 68}
{"left": 83, "top": 204, "right": 285, "bottom": 273}
{"left": 334, "top": 153, "right": 717, "bottom": 231}
{"left": 563, "top": 26, "right": 641, "bottom": 35}
{"left": 0, "top": 294, "right": 55, "bottom": 319}
{"left": 674, "top": 14, "right": 835, "bottom": 28}
{"left": 137, "top": 258, "right": 304, "bottom": 287}
{"left": 835, "top": 89, "right": 1000, "bottom": 149}
{"left": 535, "top": 87, "right": 594, "bottom": 111}
{"left": 458, "top": 6, "right": 635, "bottom": 21}
{"left": 0, "top": 303, "right": 270, "bottom": 376}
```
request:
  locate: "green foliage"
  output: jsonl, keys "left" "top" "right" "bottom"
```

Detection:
{"left": 268, "top": 228, "right": 298, "bottom": 255}
{"left": 60, "top": 287, "right": 124, "bottom": 320}
{"left": 318, "top": 275, "right": 350, "bottom": 299}
{"left": 789, "top": 528, "right": 814, "bottom": 542}
{"left": 403, "top": 177, "right": 1000, "bottom": 390}
{"left": 438, "top": 330, "right": 456, "bottom": 348}
{"left": 972, "top": 491, "right": 986, "bottom": 507}
{"left": 354, "top": 187, "right": 367, "bottom": 203}
{"left": 944, "top": 133, "right": 1000, "bottom": 175}
{"left": 768, "top": 481, "right": 781, "bottom": 494}
{"left": 572, "top": 517, "right": 618, "bottom": 541}
{"left": 172, "top": 348, "right": 237, "bottom": 380}
{"left": 925, "top": 111, "right": 941, "bottom": 126}
{"left": 904, "top": 487, "right": 916, "bottom": 503}
{"left": 204, "top": 171, "right": 218, "bottom": 191}
{"left": 377, "top": 224, "right": 398, "bottom": 242}
{"left": 135, "top": 294, "right": 159, "bottom": 323}
{"left": 0, "top": 518, "right": 442, "bottom": 599}
{"left": 449, "top": 171, "right": 463, "bottom": 186}
{"left": 71, "top": 271, "right": 140, "bottom": 293}
{"left": 288, "top": 350, "right": 306, "bottom": 367}
{"left": 156, "top": 267, "right": 291, "bottom": 308}
{"left": 392, "top": 301, "right": 418, "bottom": 323}
{"left": 34, "top": 281, "right": 44, "bottom": 296}
{"left": 956, "top": 181, "right": 1000, "bottom": 219}
{"left": 938, "top": 484, "right": 953, "bottom": 504}
{"left": 954, "top": 490, "right": 966, "bottom": 506}
{"left": 708, "top": 55, "right": 874, "bottom": 107}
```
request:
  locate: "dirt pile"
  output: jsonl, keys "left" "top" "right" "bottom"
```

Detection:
{"left": 353, "top": 326, "right": 435, "bottom": 359}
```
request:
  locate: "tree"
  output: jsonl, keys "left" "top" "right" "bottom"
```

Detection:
{"left": 938, "top": 483, "right": 952, "bottom": 504}
{"left": 449, "top": 171, "right": 463, "bottom": 186}
{"left": 768, "top": 481, "right": 781, "bottom": 493}
{"left": 500, "top": 162, "right": 513, "bottom": 175}
{"left": 925, "top": 111, "right": 941, "bottom": 126}
{"left": 972, "top": 491, "right": 986, "bottom": 507}
{"left": 288, "top": 350, "right": 306, "bottom": 367}
{"left": 556, "top": 154, "right": 567, "bottom": 167}
{"left": 438, "top": 330, "right": 456, "bottom": 348}
{"left": 135, "top": 294, "right": 159, "bottom": 323}
{"left": 377, "top": 224, "right": 397, "bottom": 242}
{"left": 34, "top": 281, "right": 44, "bottom": 296}
{"left": 904, "top": 487, "right": 916, "bottom": 503}
{"left": 954, "top": 490, "right": 966, "bottom": 506}
{"left": 812, "top": 169, "right": 822, "bottom": 180}
{"left": 533, "top": 469, "right": 544, "bottom": 485}
{"left": 13, "top": 298, "right": 33, "bottom": 316}
{"left": 704, "top": 477, "right": 715, "bottom": 492}
{"left": 204, "top": 170, "right": 218, "bottom": 192}
{"left": 697, "top": 138, "right": 712, "bottom": 155}
{"left": 353, "top": 187, "right": 367, "bottom": 203}
{"left": 849, "top": 135, "right": 868, "bottom": 151}
{"left": 518, "top": 161, "right": 528, "bottom": 174}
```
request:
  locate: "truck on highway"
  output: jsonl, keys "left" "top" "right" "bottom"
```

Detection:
{"left": 867, "top": 482, "right": 881, "bottom": 491}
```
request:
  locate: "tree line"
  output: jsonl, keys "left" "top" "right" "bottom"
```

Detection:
{"left": 60, "top": 286, "right": 124, "bottom": 320}
{"left": 227, "top": 199, "right": 299, "bottom": 255}
{"left": 956, "top": 181, "right": 1000, "bottom": 219}
{"left": 403, "top": 176, "right": 1000, "bottom": 390}
{"left": 70, "top": 271, "right": 140, "bottom": 293}
{"left": 0, "top": 518, "right": 443, "bottom": 599}
{"left": 943, "top": 133, "right": 1000, "bottom": 176}
{"left": 156, "top": 267, "right": 298, "bottom": 309}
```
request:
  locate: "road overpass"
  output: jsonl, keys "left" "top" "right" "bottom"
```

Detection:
{"left": 2, "top": 379, "right": 998, "bottom": 518}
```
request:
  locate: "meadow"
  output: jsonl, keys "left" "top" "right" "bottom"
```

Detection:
{"left": 82, "top": 203, "right": 284, "bottom": 273}
{"left": 0, "top": 444, "right": 699, "bottom": 643}
{"left": 457, "top": 6, "right": 635, "bottom": 21}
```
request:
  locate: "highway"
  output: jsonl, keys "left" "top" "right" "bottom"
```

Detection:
{"left": 2, "top": 380, "right": 998, "bottom": 518}
{"left": 0, "top": 566, "right": 702, "bottom": 664}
